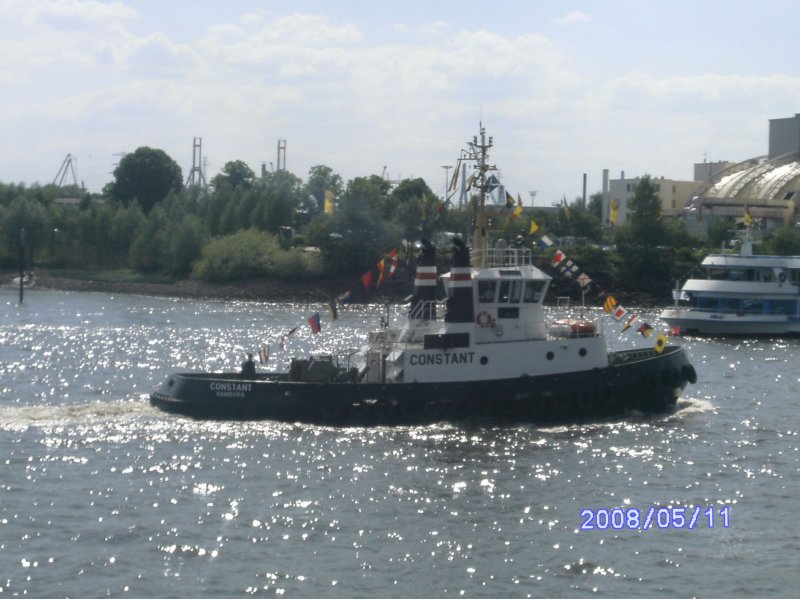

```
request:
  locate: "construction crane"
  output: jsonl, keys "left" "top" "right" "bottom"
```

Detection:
{"left": 53, "top": 154, "right": 79, "bottom": 187}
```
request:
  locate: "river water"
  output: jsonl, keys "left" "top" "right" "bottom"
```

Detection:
{"left": 1, "top": 288, "right": 798, "bottom": 598}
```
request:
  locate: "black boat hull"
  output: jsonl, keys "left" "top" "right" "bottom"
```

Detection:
{"left": 150, "top": 346, "right": 696, "bottom": 425}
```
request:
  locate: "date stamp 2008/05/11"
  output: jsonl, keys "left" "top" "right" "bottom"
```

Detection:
{"left": 579, "top": 506, "right": 731, "bottom": 531}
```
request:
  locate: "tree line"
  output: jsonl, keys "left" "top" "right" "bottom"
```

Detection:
{"left": 2, "top": 145, "right": 800, "bottom": 299}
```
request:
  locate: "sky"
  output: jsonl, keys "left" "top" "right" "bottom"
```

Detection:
{"left": 2, "top": 0, "right": 800, "bottom": 206}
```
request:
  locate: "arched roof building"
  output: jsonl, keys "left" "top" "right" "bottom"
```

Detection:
{"left": 687, "top": 114, "right": 800, "bottom": 229}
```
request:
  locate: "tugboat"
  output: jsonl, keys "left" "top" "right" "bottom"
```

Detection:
{"left": 151, "top": 128, "right": 697, "bottom": 424}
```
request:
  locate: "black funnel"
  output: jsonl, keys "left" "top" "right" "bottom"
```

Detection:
{"left": 411, "top": 238, "right": 437, "bottom": 320}
{"left": 445, "top": 237, "right": 474, "bottom": 323}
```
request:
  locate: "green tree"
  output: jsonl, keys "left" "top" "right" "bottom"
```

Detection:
{"left": 129, "top": 206, "right": 171, "bottom": 272}
{"left": 706, "top": 216, "right": 736, "bottom": 250}
{"left": 169, "top": 214, "right": 208, "bottom": 276}
{"left": 586, "top": 192, "right": 603, "bottom": 220}
{"left": 211, "top": 160, "right": 256, "bottom": 190}
{"left": 262, "top": 170, "right": 303, "bottom": 233}
{"left": 762, "top": 225, "right": 800, "bottom": 255}
{"left": 107, "top": 147, "right": 183, "bottom": 212}
{"left": 622, "top": 175, "right": 665, "bottom": 246}
{"left": 302, "top": 165, "right": 343, "bottom": 214}
{"left": 388, "top": 178, "right": 437, "bottom": 239}
{"left": 310, "top": 175, "right": 398, "bottom": 272}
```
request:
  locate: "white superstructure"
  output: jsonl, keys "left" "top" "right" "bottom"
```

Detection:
{"left": 660, "top": 232, "right": 800, "bottom": 335}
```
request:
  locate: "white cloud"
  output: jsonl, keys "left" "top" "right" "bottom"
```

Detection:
{"left": 552, "top": 11, "right": 591, "bottom": 26}
{"left": 1, "top": 1, "right": 799, "bottom": 202}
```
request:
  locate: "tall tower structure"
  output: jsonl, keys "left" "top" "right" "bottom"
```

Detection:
{"left": 53, "top": 153, "right": 79, "bottom": 187}
{"left": 276, "top": 139, "right": 287, "bottom": 171}
{"left": 186, "top": 137, "right": 207, "bottom": 187}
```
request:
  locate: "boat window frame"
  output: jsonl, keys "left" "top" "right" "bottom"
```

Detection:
{"left": 477, "top": 280, "right": 497, "bottom": 303}
{"left": 498, "top": 279, "right": 523, "bottom": 303}
{"left": 523, "top": 281, "right": 544, "bottom": 303}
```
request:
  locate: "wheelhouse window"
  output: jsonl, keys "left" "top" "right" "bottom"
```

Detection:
{"left": 523, "top": 281, "right": 544, "bottom": 303}
{"left": 478, "top": 280, "right": 497, "bottom": 303}
{"left": 498, "top": 280, "right": 523, "bottom": 303}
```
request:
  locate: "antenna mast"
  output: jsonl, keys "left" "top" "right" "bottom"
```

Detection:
{"left": 466, "top": 124, "right": 494, "bottom": 266}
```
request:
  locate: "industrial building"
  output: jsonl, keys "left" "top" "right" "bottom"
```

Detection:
{"left": 602, "top": 113, "right": 800, "bottom": 236}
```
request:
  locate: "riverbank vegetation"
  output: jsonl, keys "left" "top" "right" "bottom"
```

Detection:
{"left": 3, "top": 145, "right": 800, "bottom": 301}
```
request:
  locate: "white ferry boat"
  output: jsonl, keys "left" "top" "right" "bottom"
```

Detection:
{"left": 660, "top": 231, "right": 800, "bottom": 335}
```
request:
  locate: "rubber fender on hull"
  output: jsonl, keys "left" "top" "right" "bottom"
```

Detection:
{"left": 682, "top": 364, "right": 698, "bottom": 385}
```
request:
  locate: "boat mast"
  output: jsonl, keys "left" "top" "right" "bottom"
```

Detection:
{"left": 740, "top": 224, "right": 753, "bottom": 256}
{"left": 468, "top": 125, "right": 495, "bottom": 268}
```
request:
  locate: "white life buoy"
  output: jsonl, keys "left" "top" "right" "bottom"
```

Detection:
{"left": 476, "top": 311, "right": 493, "bottom": 327}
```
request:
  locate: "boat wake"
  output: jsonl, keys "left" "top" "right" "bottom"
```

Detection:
{"left": 0, "top": 398, "right": 157, "bottom": 428}
{"left": 672, "top": 396, "right": 716, "bottom": 416}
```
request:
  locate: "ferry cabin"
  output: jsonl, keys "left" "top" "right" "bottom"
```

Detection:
{"left": 682, "top": 254, "right": 800, "bottom": 318}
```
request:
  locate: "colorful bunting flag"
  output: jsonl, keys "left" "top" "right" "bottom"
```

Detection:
{"left": 621, "top": 314, "right": 638, "bottom": 332}
{"left": 324, "top": 190, "right": 334, "bottom": 214}
{"left": 509, "top": 195, "right": 523, "bottom": 222}
{"left": 610, "top": 198, "right": 619, "bottom": 224}
{"left": 529, "top": 219, "right": 539, "bottom": 234}
{"left": 654, "top": 332, "right": 669, "bottom": 353}
{"left": 603, "top": 296, "right": 618, "bottom": 314}
{"left": 551, "top": 250, "right": 566, "bottom": 267}
{"left": 744, "top": 205, "right": 752, "bottom": 226}
{"left": 611, "top": 305, "right": 629, "bottom": 322}
{"left": 361, "top": 270, "right": 372, "bottom": 290}
{"left": 326, "top": 300, "right": 338, "bottom": 321}
{"left": 279, "top": 325, "right": 299, "bottom": 349}
{"left": 308, "top": 312, "right": 321, "bottom": 334}
{"left": 376, "top": 259, "right": 386, "bottom": 287}
{"left": 577, "top": 273, "right": 592, "bottom": 288}
{"left": 538, "top": 235, "right": 554, "bottom": 250}
{"left": 637, "top": 322, "right": 653, "bottom": 338}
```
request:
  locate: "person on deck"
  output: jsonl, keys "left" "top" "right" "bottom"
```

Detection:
{"left": 241, "top": 353, "right": 256, "bottom": 378}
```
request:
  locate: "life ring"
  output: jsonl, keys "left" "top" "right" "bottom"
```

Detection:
{"left": 476, "top": 311, "right": 493, "bottom": 328}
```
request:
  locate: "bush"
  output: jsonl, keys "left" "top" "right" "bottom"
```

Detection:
{"left": 192, "top": 229, "right": 322, "bottom": 281}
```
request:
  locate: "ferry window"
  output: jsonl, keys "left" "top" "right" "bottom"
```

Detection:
{"left": 767, "top": 300, "right": 794, "bottom": 315}
{"left": 697, "top": 297, "right": 719, "bottom": 311}
{"left": 742, "top": 300, "right": 763, "bottom": 314}
{"left": 722, "top": 298, "right": 741, "bottom": 313}
{"left": 708, "top": 269, "right": 725, "bottom": 280}
{"left": 478, "top": 280, "right": 496, "bottom": 303}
